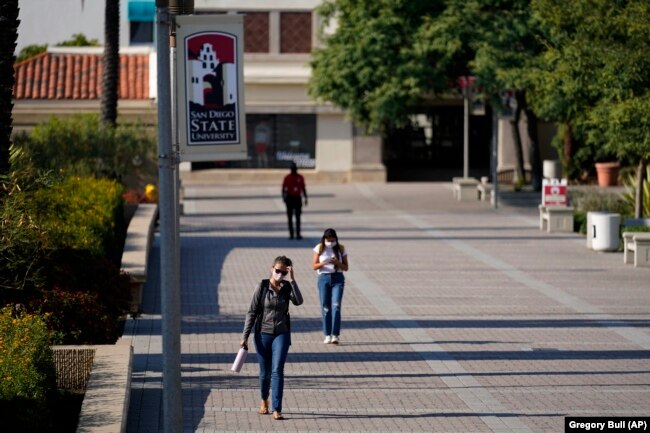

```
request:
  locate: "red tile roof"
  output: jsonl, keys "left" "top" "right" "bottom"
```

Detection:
{"left": 13, "top": 51, "right": 150, "bottom": 100}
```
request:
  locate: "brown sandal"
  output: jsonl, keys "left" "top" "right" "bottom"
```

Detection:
{"left": 258, "top": 400, "right": 269, "bottom": 415}
{"left": 273, "top": 411, "right": 284, "bottom": 420}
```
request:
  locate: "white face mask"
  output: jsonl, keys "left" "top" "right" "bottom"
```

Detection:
{"left": 325, "top": 240, "right": 337, "bottom": 247}
{"left": 273, "top": 270, "right": 286, "bottom": 282}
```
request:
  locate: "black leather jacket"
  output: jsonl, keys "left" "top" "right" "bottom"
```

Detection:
{"left": 242, "top": 279, "right": 303, "bottom": 340}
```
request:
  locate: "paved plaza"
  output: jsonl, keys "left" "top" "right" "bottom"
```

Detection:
{"left": 123, "top": 182, "right": 650, "bottom": 433}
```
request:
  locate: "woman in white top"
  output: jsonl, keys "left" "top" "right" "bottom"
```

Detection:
{"left": 312, "top": 228, "right": 349, "bottom": 344}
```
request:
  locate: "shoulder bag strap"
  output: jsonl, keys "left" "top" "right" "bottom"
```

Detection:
{"left": 255, "top": 279, "right": 269, "bottom": 332}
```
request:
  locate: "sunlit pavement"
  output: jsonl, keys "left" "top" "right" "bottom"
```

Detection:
{"left": 124, "top": 182, "right": 650, "bottom": 433}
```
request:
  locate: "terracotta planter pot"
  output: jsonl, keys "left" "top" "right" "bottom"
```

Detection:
{"left": 595, "top": 162, "right": 620, "bottom": 187}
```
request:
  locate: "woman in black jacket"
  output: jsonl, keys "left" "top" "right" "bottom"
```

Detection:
{"left": 240, "top": 255, "right": 303, "bottom": 420}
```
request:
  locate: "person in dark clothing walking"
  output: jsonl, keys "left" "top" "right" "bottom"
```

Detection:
{"left": 282, "top": 162, "right": 308, "bottom": 239}
{"left": 240, "top": 256, "right": 304, "bottom": 420}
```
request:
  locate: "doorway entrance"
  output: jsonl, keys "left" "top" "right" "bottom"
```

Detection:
{"left": 383, "top": 106, "right": 492, "bottom": 181}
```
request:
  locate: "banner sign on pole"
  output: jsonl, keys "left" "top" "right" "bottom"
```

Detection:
{"left": 542, "top": 178, "right": 568, "bottom": 206}
{"left": 176, "top": 15, "right": 248, "bottom": 162}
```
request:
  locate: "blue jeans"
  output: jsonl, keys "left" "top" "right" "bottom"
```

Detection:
{"left": 317, "top": 272, "right": 345, "bottom": 336}
{"left": 254, "top": 331, "right": 291, "bottom": 412}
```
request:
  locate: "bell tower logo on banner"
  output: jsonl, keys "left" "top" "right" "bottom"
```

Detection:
{"left": 176, "top": 15, "right": 247, "bottom": 162}
{"left": 184, "top": 32, "right": 238, "bottom": 144}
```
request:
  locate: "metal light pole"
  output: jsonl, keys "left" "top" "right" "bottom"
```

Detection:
{"left": 457, "top": 76, "right": 475, "bottom": 179}
{"left": 463, "top": 91, "right": 469, "bottom": 178}
{"left": 491, "top": 109, "right": 499, "bottom": 208}
{"left": 155, "top": 3, "right": 181, "bottom": 432}
{"left": 155, "top": 1, "right": 194, "bottom": 432}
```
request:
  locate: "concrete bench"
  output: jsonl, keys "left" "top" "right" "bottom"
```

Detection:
{"left": 477, "top": 177, "right": 492, "bottom": 202}
{"left": 623, "top": 232, "right": 650, "bottom": 267}
{"left": 539, "top": 205, "right": 574, "bottom": 233}
{"left": 623, "top": 217, "right": 650, "bottom": 228}
{"left": 452, "top": 177, "right": 479, "bottom": 201}
{"left": 120, "top": 203, "right": 158, "bottom": 311}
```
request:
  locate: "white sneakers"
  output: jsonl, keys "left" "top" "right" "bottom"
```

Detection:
{"left": 323, "top": 335, "right": 332, "bottom": 344}
{"left": 323, "top": 335, "right": 339, "bottom": 344}
{"left": 331, "top": 335, "right": 339, "bottom": 344}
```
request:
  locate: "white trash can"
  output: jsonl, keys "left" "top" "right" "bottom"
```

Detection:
{"left": 586, "top": 211, "right": 610, "bottom": 249}
{"left": 591, "top": 213, "right": 620, "bottom": 252}
{"left": 543, "top": 159, "right": 562, "bottom": 179}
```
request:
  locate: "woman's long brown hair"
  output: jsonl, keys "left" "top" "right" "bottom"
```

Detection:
{"left": 318, "top": 228, "right": 342, "bottom": 260}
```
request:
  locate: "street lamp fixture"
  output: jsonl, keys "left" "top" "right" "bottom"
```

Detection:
{"left": 457, "top": 76, "right": 476, "bottom": 178}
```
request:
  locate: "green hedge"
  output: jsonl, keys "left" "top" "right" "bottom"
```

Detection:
{"left": 0, "top": 177, "right": 48, "bottom": 295}
{"left": 0, "top": 306, "right": 56, "bottom": 432}
{"left": 569, "top": 188, "right": 632, "bottom": 234}
{"left": 33, "top": 176, "right": 126, "bottom": 264}
{"left": 622, "top": 226, "right": 650, "bottom": 233}
{"left": 10, "top": 114, "right": 157, "bottom": 190}
{"left": 1, "top": 176, "right": 131, "bottom": 344}
{"left": 34, "top": 251, "right": 131, "bottom": 344}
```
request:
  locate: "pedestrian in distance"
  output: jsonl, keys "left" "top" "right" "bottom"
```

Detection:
{"left": 240, "top": 256, "right": 304, "bottom": 420}
{"left": 312, "top": 228, "right": 349, "bottom": 344}
{"left": 282, "top": 162, "right": 308, "bottom": 240}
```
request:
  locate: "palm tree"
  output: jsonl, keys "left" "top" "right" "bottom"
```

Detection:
{"left": 101, "top": 0, "right": 120, "bottom": 126}
{"left": 0, "top": 0, "right": 19, "bottom": 174}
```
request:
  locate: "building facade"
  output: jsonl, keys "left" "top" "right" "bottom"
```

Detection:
{"left": 14, "top": 0, "right": 554, "bottom": 183}
{"left": 14, "top": 0, "right": 386, "bottom": 183}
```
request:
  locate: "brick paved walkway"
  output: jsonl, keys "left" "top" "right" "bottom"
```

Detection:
{"left": 124, "top": 182, "right": 650, "bottom": 433}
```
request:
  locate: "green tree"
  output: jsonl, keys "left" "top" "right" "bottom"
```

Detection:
{"left": 417, "top": 0, "right": 544, "bottom": 189}
{"left": 0, "top": 0, "right": 19, "bottom": 176}
{"left": 57, "top": 32, "right": 100, "bottom": 47}
{"left": 309, "top": 0, "right": 451, "bottom": 133}
{"left": 310, "top": 0, "right": 545, "bottom": 189}
{"left": 15, "top": 44, "right": 47, "bottom": 64}
{"left": 531, "top": 0, "right": 650, "bottom": 217}
{"left": 15, "top": 34, "right": 99, "bottom": 64}
{"left": 101, "top": 0, "right": 120, "bottom": 126}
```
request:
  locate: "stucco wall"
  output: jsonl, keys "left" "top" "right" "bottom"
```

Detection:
{"left": 316, "top": 113, "right": 353, "bottom": 172}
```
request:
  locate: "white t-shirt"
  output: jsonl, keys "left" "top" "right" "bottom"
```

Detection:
{"left": 313, "top": 243, "right": 347, "bottom": 274}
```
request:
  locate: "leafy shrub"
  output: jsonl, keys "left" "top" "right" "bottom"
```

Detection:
{"left": 0, "top": 192, "right": 45, "bottom": 293}
{"left": 622, "top": 164, "right": 650, "bottom": 218}
{"left": 570, "top": 187, "right": 631, "bottom": 214}
{"left": 569, "top": 187, "right": 632, "bottom": 234}
{"left": 0, "top": 172, "right": 54, "bottom": 296}
{"left": 623, "top": 226, "right": 650, "bottom": 233}
{"left": 1, "top": 175, "right": 131, "bottom": 344}
{"left": 573, "top": 211, "right": 587, "bottom": 234}
{"left": 32, "top": 176, "right": 126, "bottom": 264}
{"left": 10, "top": 114, "right": 157, "bottom": 191}
{"left": 30, "top": 285, "right": 124, "bottom": 345}
{"left": 0, "top": 306, "right": 56, "bottom": 432}
{"left": 34, "top": 250, "right": 131, "bottom": 344}
{"left": 32, "top": 289, "right": 108, "bottom": 344}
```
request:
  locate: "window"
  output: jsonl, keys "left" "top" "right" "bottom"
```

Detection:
{"left": 128, "top": 0, "right": 155, "bottom": 45}
{"left": 130, "top": 21, "right": 154, "bottom": 45}
{"left": 195, "top": 114, "right": 315, "bottom": 169}
{"left": 272, "top": 114, "right": 316, "bottom": 168}
{"left": 280, "top": 12, "right": 312, "bottom": 53}
{"left": 195, "top": 10, "right": 312, "bottom": 54}
{"left": 244, "top": 12, "right": 269, "bottom": 53}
